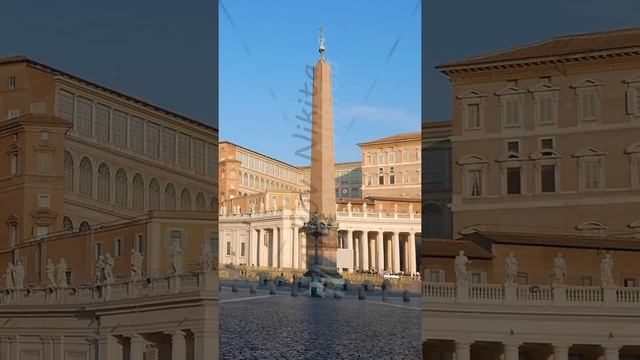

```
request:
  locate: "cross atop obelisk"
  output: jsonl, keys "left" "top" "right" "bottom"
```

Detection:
{"left": 308, "top": 26, "right": 338, "bottom": 274}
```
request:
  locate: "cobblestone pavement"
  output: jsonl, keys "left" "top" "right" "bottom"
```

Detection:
{"left": 219, "top": 285, "right": 421, "bottom": 359}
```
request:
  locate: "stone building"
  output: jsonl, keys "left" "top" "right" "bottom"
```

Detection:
{"left": 422, "top": 27, "right": 640, "bottom": 360}
{"left": 422, "top": 120, "right": 452, "bottom": 239}
{"left": 0, "top": 55, "right": 218, "bottom": 358}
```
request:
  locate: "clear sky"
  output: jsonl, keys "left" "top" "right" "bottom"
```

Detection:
{"left": 0, "top": 0, "right": 216, "bottom": 126}
{"left": 219, "top": 0, "right": 421, "bottom": 165}
{"left": 424, "top": 0, "right": 640, "bottom": 122}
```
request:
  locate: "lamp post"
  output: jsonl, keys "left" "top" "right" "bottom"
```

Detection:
{"left": 302, "top": 212, "right": 338, "bottom": 278}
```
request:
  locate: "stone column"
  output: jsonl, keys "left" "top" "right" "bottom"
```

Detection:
{"left": 170, "top": 330, "right": 186, "bottom": 360}
{"left": 193, "top": 329, "right": 218, "bottom": 360}
{"left": 346, "top": 230, "right": 353, "bottom": 271}
{"left": 553, "top": 343, "right": 570, "bottom": 360}
{"left": 503, "top": 342, "right": 520, "bottom": 360}
{"left": 128, "top": 335, "right": 144, "bottom": 360}
{"left": 292, "top": 227, "right": 299, "bottom": 269}
{"left": 0, "top": 337, "right": 9, "bottom": 360}
{"left": 246, "top": 227, "right": 252, "bottom": 266}
{"left": 409, "top": 233, "right": 417, "bottom": 274}
{"left": 52, "top": 335, "right": 64, "bottom": 360}
{"left": 455, "top": 341, "right": 471, "bottom": 360}
{"left": 360, "top": 231, "right": 369, "bottom": 270}
{"left": 392, "top": 232, "right": 400, "bottom": 273}
{"left": 97, "top": 335, "right": 122, "bottom": 360}
{"left": 277, "top": 227, "right": 283, "bottom": 268}
{"left": 353, "top": 233, "right": 360, "bottom": 270}
{"left": 603, "top": 346, "right": 620, "bottom": 360}
{"left": 376, "top": 231, "right": 384, "bottom": 273}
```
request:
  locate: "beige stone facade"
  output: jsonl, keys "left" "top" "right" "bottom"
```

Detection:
{"left": 0, "top": 55, "right": 218, "bottom": 358}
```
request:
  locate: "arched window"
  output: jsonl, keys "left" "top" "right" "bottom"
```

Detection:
{"left": 165, "top": 184, "right": 176, "bottom": 211}
{"left": 79, "top": 221, "right": 91, "bottom": 233}
{"left": 97, "top": 163, "right": 111, "bottom": 202}
{"left": 64, "top": 151, "right": 74, "bottom": 192}
{"left": 250, "top": 175, "right": 254, "bottom": 188}
{"left": 243, "top": 173, "right": 248, "bottom": 186}
{"left": 132, "top": 173, "right": 144, "bottom": 210}
{"left": 115, "top": 168, "right": 128, "bottom": 207}
{"left": 148, "top": 178, "right": 160, "bottom": 210}
{"left": 63, "top": 216, "right": 73, "bottom": 232}
{"left": 180, "top": 188, "right": 192, "bottom": 211}
{"left": 195, "top": 192, "right": 206, "bottom": 211}
{"left": 79, "top": 157, "right": 93, "bottom": 197}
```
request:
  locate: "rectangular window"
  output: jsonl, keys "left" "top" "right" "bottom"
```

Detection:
{"left": 10, "top": 154, "right": 18, "bottom": 175}
{"left": 541, "top": 138, "right": 554, "bottom": 151}
{"left": 506, "top": 166, "right": 521, "bottom": 195}
{"left": 207, "top": 144, "right": 217, "bottom": 177}
{"left": 388, "top": 152, "right": 395, "bottom": 164}
{"left": 178, "top": 133, "right": 192, "bottom": 169}
{"left": 468, "top": 169, "right": 482, "bottom": 197}
{"left": 134, "top": 234, "right": 144, "bottom": 253}
{"left": 162, "top": 128, "right": 176, "bottom": 165}
{"left": 538, "top": 97, "right": 554, "bottom": 124}
{"left": 146, "top": 123, "right": 161, "bottom": 159}
{"left": 7, "top": 109, "right": 20, "bottom": 120}
{"left": 193, "top": 140, "right": 206, "bottom": 175}
{"left": 169, "top": 230, "right": 184, "bottom": 251}
{"left": 9, "top": 223, "right": 18, "bottom": 246}
{"left": 37, "top": 194, "right": 51, "bottom": 208}
{"left": 402, "top": 150, "right": 409, "bottom": 162}
{"left": 466, "top": 103, "right": 480, "bottom": 129}
{"left": 389, "top": 166, "right": 395, "bottom": 185}
{"left": 95, "top": 242, "right": 102, "bottom": 258}
{"left": 581, "top": 91, "right": 597, "bottom": 121}
{"left": 507, "top": 140, "right": 519, "bottom": 154}
{"left": 226, "top": 241, "right": 231, "bottom": 256}
{"left": 95, "top": 104, "right": 110, "bottom": 143}
{"left": 35, "top": 226, "right": 49, "bottom": 239}
{"left": 471, "top": 272, "right": 482, "bottom": 284}
{"left": 580, "top": 275, "right": 593, "bottom": 287}
{"left": 129, "top": 116, "right": 145, "bottom": 154}
{"left": 366, "top": 175, "right": 372, "bottom": 186}
{"left": 112, "top": 110, "right": 128, "bottom": 149}
{"left": 378, "top": 167, "right": 384, "bottom": 185}
{"left": 56, "top": 89, "right": 75, "bottom": 122}
{"left": 377, "top": 152, "right": 384, "bottom": 165}
{"left": 583, "top": 160, "right": 600, "bottom": 190}
{"left": 429, "top": 269, "right": 442, "bottom": 282}
{"left": 76, "top": 97, "right": 93, "bottom": 137}
{"left": 113, "top": 238, "right": 123, "bottom": 257}
{"left": 365, "top": 154, "right": 371, "bottom": 165}
{"left": 504, "top": 99, "right": 520, "bottom": 126}
{"left": 8, "top": 76, "right": 16, "bottom": 90}
{"left": 541, "top": 165, "right": 556, "bottom": 193}
{"left": 241, "top": 242, "right": 246, "bottom": 257}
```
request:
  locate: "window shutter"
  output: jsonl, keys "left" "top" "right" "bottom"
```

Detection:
{"left": 626, "top": 88, "right": 637, "bottom": 115}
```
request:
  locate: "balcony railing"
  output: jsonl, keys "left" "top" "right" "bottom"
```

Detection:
{"left": 423, "top": 282, "right": 640, "bottom": 307}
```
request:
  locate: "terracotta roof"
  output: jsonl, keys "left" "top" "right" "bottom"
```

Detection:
{"left": 467, "top": 231, "right": 640, "bottom": 251}
{"left": 358, "top": 131, "right": 420, "bottom": 146}
{"left": 422, "top": 239, "right": 494, "bottom": 259}
{"left": 438, "top": 26, "right": 640, "bottom": 71}
{"left": 0, "top": 55, "right": 218, "bottom": 133}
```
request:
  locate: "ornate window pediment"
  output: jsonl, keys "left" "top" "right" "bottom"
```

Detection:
{"left": 529, "top": 82, "right": 561, "bottom": 93}
{"left": 576, "top": 221, "right": 607, "bottom": 236}
{"left": 625, "top": 143, "right": 640, "bottom": 154}
{"left": 31, "top": 209, "right": 56, "bottom": 225}
{"left": 6, "top": 215, "right": 18, "bottom": 225}
{"left": 571, "top": 78, "right": 603, "bottom": 89}
{"left": 497, "top": 151, "right": 527, "bottom": 162}
{"left": 6, "top": 143, "right": 20, "bottom": 155}
{"left": 530, "top": 149, "right": 561, "bottom": 160}
{"left": 629, "top": 220, "right": 640, "bottom": 229}
{"left": 457, "top": 154, "right": 488, "bottom": 166}
{"left": 624, "top": 73, "right": 640, "bottom": 84}
{"left": 460, "top": 226, "right": 481, "bottom": 236}
{"left": 573, "top": 147, "right": 607, "bottom": 158}
{"left": 496, "top": 86, "right": 525, "bottom": 96}
{"left": 457, "top": 90, "right": 487, "bottom": 99}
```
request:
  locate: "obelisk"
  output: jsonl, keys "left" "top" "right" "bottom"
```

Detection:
{"left": 309, "top": 26, "right": 338, "bottom": 273}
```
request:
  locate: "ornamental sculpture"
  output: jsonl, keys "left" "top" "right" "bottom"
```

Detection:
{"left": 4, "top": 262, "right": 14, "bottom": 289}
{"left": 46, "top": 259, "right": 56, "bottom": 287}
{"left": 171, "top": 241, "right": 184, "bottom": 276}
{"left": 454, "top": 250, "right": 470, "bottom": 284}
{"left": 104, "top": 253, "right": 115, "bottom": 284}
{"left": 14, "top": 260, "right": 24, "bottom": 290}
{"left": 201, "top": 240, "right": 213, "bottom": 272}
{"left": 130, "top": 249, "right": 143, "bottom": 281}
{"left": 57, "top": 258, "right": 68, "bottom": 288}
{"left": 504, "top": 252, "right": 518, "bottom": 285}
{"left": 601, "top": 254, "right": 615, "bottom": 286}
{"left": 552, "top": 253, "right": 567, "bottom": 285}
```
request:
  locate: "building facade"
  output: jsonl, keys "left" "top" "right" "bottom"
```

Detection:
{"left": 422, "top": 121, "right": 453, "bottom": 239}
{"left": 422, "top": 27, "right": 640, "bottom": 360}
{"left": 0, "top": 55, "right": 219, "bottom": 358}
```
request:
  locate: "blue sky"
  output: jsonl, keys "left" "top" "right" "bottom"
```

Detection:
{"left": 219, "top": 0, "right": 421, "bottom": 165}
{"left": 0, "top": 0, "right": 216, "bottom": 125}
{"left": 424, "top": 0, "right": 640, "bottom": 122}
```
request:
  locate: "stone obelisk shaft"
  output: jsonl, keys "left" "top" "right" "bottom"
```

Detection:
{"left": 309, "top": 58, "right": 337, "bottom": 269}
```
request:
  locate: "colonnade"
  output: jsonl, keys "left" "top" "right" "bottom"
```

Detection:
{"left": 339, "top": 230, "right": 418, "bottom": 274}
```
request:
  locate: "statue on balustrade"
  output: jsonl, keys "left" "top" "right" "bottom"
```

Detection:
{"left": 95, "top": 255, "right": 105, "bottom": 283}
{"left": 362, "top": 202, "right": 367, "bottom": 214}
{"left": 260, "top": 199, "right": 265, "bottom": 213}
{"left": 57, "top": 258, "right": 68, "bottom": 288}
{"left": 504, "top": 252, "right": 518, "bottom": 285}
{"left": 600, "top": 254, "right": 615, "bottom": 287}
{"left": 347, "top": 202, "right": 352, "bottom": 213}
{"left": 454, "top": 250, "right": 470, "bottom": 284}
{"left": 393, "top": 204, "right": 398, "bottom": 214}
{"left": 170, "top": 241, "right": 184, "bottom": 276}
{"left": 271, "top": 197, "right": 277, "bottom": 210}
{"left": 249, "top": 201, "right": 255, "bottom": 214}
{"left": 4, "top": 262, "right": 14, "bottom": 289}
{"left": 14, "top": 261, "right": 24, "bottom": 290}
{"left": 104, "top": 253, "right": 115, "bottom": 284}
{"left": 378, "top": 203, "right": 383, "bottom": 213}
{"left": 201, "top": 240, "right": 213, "bottom": 272}
{"left": 552, "top": 253, "right": 567, "bottom": 285}
{"left": 409, "top": 203, "right": 414, "bottom": 214}
{"left": 130, "top": 249, "right": 143, "bottom": 281}
{"left": 46, "top": 259, "right": 56, "bottom": 287}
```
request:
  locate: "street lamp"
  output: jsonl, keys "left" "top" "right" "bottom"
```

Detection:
{"left": 302, "top": 212, "right": 338, "bottom": 277}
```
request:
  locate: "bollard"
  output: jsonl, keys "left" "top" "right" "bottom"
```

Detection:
{"left": 343, "top": 280, "right": 351, "bottom": 292}
{"left": 382, "top": 288, "right": 388, "bottom": 301}
{"left": 231, "top": 282, "right": 238, "bottom": 293}
{"left": 358, "top": 285, "right": 366, "bottom": 300}
{"left": 403, "top": 290, "right": 410, "bottom": 302}
{"left": 269, "top": 282, "right": 276, "bottom": 295}
{"left": 249, "top": 283, "right": 257, "bottom": 295}
{"left": 363, "top": 280, "right": 372, "bottom": 292}
{"left": 291, "top": 283, "right": 298, "bottom": 297}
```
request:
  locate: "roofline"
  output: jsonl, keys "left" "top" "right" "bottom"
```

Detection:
{"left": 357, "top": 131, "right": 421, "bottom": 147}
{"left": 5, "top": 56, "right": 218, "bottom": 133}
{"left": 219, "top": 140, "right": 303, "bottom": 170}
{"left": 437, "top": 47, "right": 640, "bottom": 75}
